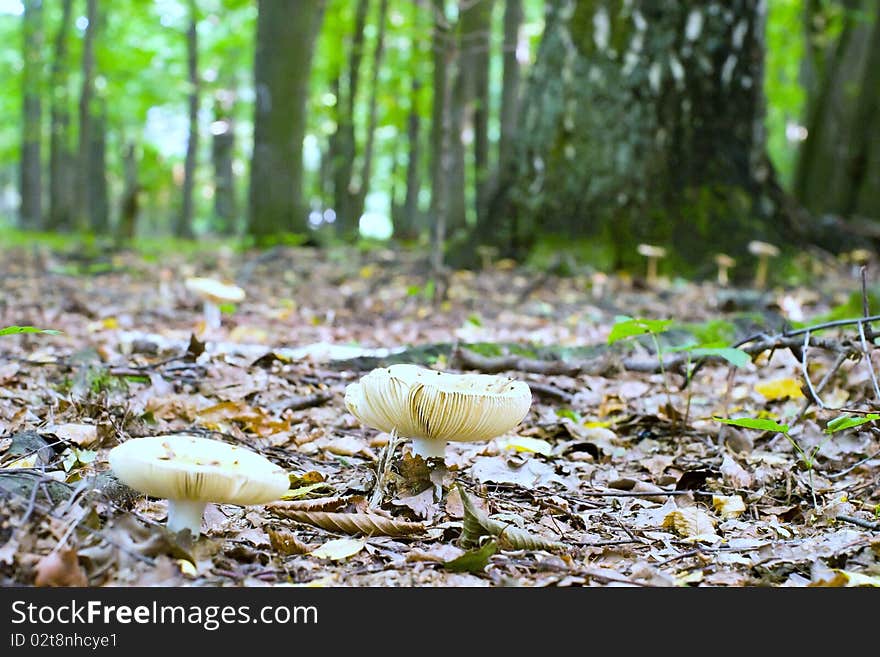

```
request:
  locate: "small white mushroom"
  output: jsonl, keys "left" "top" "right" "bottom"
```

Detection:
{"left": 344, "top": 364, "right": 532, "bottom": 460}
{"left": 184, "top": 277, "right": 246, "bottom": 330}
{"left": 108, "top": 435, "right": 289, "bottom": 538}
{"left": 747, "top": 241, "right": 780, "bottom": 288}
{"left": 714, "top": 253, "right": 736, "bottom": 287}
{"left": 636, "top": 244, "right": 667, "bottom": 286}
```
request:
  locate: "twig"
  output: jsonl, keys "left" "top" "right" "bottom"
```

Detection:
{"left": 826, "top": 448, "right": 880, "bottom": 479}
{"left": 525, "top": 381, "right": 573, "bottom": 404}
{"left": 800, "top": 331, "right": 823, "bottom": 408}
{"left": 857, "top": 320, "right": 880, "bottom": 400}
{"left": 369, "top": 428, "right": 400, "bottom": 509}
{"left": 782, "top": 313, "right": 880, "bottom": 338}
{"left": 450, "top": 345, "right": 614, "bottom": 377}
{"left": 576, "top": 489, "right": 689, "bottom": 498}
{"left": 836, "top": 514, "right": 879, "bottom": 531}
{"left": 792, "top": 351, "right": 848, "bottom": 426}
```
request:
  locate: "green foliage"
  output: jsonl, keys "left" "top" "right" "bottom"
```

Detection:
{"left": 0, "top": 326, "right": 61, "bottom": 336}
{"left": 607, "top": 316, "right": 674, "bottom": 345}
{"left": 825, "top": 414, "right": 880, "bottom": 434}
{"left": 714, "top": 417, "right": 789, "bottom": 433}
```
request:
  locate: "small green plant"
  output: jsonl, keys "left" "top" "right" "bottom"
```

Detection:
{"left": 0, "top": 326, "right": 61, "bottom": 336}
{"left": 608, "top": 316, "right": 750, "bottom": 425}
{"left": 714, "top": 414, "right": 880, "bottom": 511}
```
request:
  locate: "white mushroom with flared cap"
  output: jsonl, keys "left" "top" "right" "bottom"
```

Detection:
{"left": 344, "top": 364, "right": 532, "bottom": 460}
{"left": 714, "top": 253, "right": 736, "bottom": 287}
{"left": 747, "top": 241, "right": 779, "bottom": 288}
{"left": 184, "top": 277, "right": 245, "bottom": 330}
{"left": 108, "top": 434, "right": 289, "bottom": 538}
{"left": 636, "top": 244, "right": 667, "bottom": 286}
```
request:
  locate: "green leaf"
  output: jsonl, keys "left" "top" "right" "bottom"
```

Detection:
{"left": 555, "top": 408, "right": 582, "bottom": 422}
{"left": 825, "top": 414, "right": 880, "bottom": 434}
{"left": 714, "top": 417, "right": 789, "bottom": 433}
{"left": 0, "top": 326, "right": 61, "bottom": 336}
{"left": 686, "top": 347, "right": 751, "bottom": 368}
{"left": 607, "top": 317, "right": 673, "bottom": 344}
{"left": 443, "top": 540, "right": 497, "bottom": 573}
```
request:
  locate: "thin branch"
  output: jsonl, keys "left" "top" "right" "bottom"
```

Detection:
{"left": 836, "top": 514, "right": 879, "bottom": 530}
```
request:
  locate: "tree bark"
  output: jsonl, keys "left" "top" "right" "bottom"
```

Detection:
{"left": 793, "top": 0, "right": 880, "bottom": 224}
{"left": 88, "top": 101, "right": 109, "bottom": 233}
{"left": 332, "top": 0, "right": 370, "bottom": 238}
{"left": 248, "top": 0, "right": 325, "bottom": 242}
{"left": 212, "top": 89, "right": 237, "bottom": 235}
{"left": 353, "top": 0, "right": 389, "bottom": 223}
{"left": 462, "top": 0, "right": 493, "bottom": 227}
{"left": 48, "top": 0, "right": 74, "bottom": 232}
{"left": 430, "top": 0, "right": 450, "bottom": 245}
{"left": 493, "top": 0, "right": 779, "bottom": 265}
{"left": 400, "top": 77, "right": 423, "bottom": 240}
{"left": 176, "top": 0, "right": 199, "bottom": 239}
{"left": 497, "top": 0, "right": 522, "bottom": 176}
{"left": 20, "top": 0, "right": 43, "bottom": 229}
{"left": 76, "top": 0, "right": 97, "bottom": 230}
{"left": 116, "top": 142, "right": 139, "bottom": 243}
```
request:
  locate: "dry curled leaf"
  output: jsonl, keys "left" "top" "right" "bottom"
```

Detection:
{"left": 268, "top": 497, "right": 346, "bottom": 512}
{"left": 458, "top": 485, "right": 566, "bottom": 552}
{"left": 34, "top": 548, "right": 88, "bottom": 587}
{"left": 267, "top": 527, "right": 314, "bottom": 555}
{"left": 712, "top": 494, "right": 746, "bottom": 519}
{"left": 662, "top": 506, "right": 720, "bottom": 543}
{"left": 269, "top": 510, "right": 425, "bottom": 537}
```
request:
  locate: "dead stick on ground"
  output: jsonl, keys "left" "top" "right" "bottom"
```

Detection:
{"left": 836, "top": 514, "right": 880, "bottom": 531}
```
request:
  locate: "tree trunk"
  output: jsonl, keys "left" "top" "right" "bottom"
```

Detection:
{"left": 478, "top": 0, "right": 521, "bottom": 243}
{"left": 116, "top": 142, "right": 139, "bottom": 243}
{"left": 493, "top": 0, "right": 778, "bottom": 265}
{"left": 498, "top": 0, "right": 522, "bottom": 174}
{"left": 400, "top": 77, "right": 423, "bottom": 240}
{"left": 20, "top": 0, "right": 43, "bottom": 229}
{"left": 462, "top": 0, "right": 493, "bottom": 227}
{"left": 248, "top": 0, "right": 325, "bottom": 242}
{"left": 838, "top": 5, "right": 880, "bottom": 217}
{"left": 76, "top": 0, "right": 97, "bottom": 230}
{"left": 331, "top": 0, "right": 370, "bottom": 239}
{"left": 430, "top": 0, "right": 450, "bottom": 244}
{"left": 176, "top": 0, "right": 199, "bottom": 239}
{"left": 212, "top": 89, "right": 237, "bottom": 235}
{"left": 88, "top": 101, "right": 109, "bottom": 233}
{"left": 48, "top": 0, "right": 74, "bottom": 232}
{"left": 793, "top": 0, "right": 880, "bottom": 224}
{"left": 353, "top": 0, "right": 389, "bottom": 222}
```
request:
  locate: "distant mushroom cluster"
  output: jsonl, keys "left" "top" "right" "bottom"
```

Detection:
{"left": 632, "top": 240, "right": 786, "bottom": 289}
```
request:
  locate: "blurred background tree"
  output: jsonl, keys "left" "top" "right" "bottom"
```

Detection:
{"left": 1, "top": 0, "right": 878, "bottom": 272}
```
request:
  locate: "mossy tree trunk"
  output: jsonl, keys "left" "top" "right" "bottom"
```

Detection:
{"left": 492, "top": 0, "right": 782, "bottom": 267}
{"left": 48, "top": 0, "right": 74, "bottom": 232}
{"left": 248, "top": 0, "right": 325, "bottom": 242}
{"left": 794, "top": 0, "right": 880, "bottom": 225}
{"left": 20, "top": 0, "right": 43, "bottom": 229}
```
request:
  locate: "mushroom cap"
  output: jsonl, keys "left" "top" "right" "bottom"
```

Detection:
{"left": 109, "top": 435, "right": 289, "bottom": 504}
{"left": 747, "top": 241, "right": 780, "bottom": 257}
{"left": 714, "top": 253, "right": 736, "bottom": 267}
{"left": 184, "top": 277, "right": 246, "bottom": 303}
{"left": 637, "top": 244, "right": 667, "bottom": 258}
{"left": 849, "top": 248, "right": 872, "bottom": 265}
{"left": 344, "top": 364, "right": 532, "bottom": 445}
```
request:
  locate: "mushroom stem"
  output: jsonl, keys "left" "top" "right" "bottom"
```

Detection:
{"left": 646, "top": 257, "right": 658, "bottom": 285}
{"left": 166, "top": 499, "right": 207, "bottom": 537}
{"left": 410, "top": 438, "right": 447, "bottom": 460}
{"left": 203, "top": 300, "right": 221, "bottom": 330}
{"left": 754, "top": 257, "right": 769, "bottom": 288}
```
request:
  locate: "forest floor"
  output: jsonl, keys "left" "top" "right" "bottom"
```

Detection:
{"left": 1, "top": 242, "right": 879, "bottom": 587}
